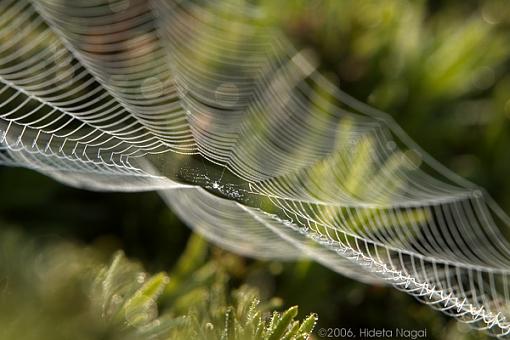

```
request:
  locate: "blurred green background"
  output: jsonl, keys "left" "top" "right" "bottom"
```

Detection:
{"left": 3, "top": 0, "right": 510, "bottom": 339}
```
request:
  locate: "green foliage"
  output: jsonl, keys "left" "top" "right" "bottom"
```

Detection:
{"left": 0, "top": 230, "right": 316, "bottom": 340}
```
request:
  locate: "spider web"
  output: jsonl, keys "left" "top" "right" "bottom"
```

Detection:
{"left": 1, "top": 0, "right": 510, "bottom": 335}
